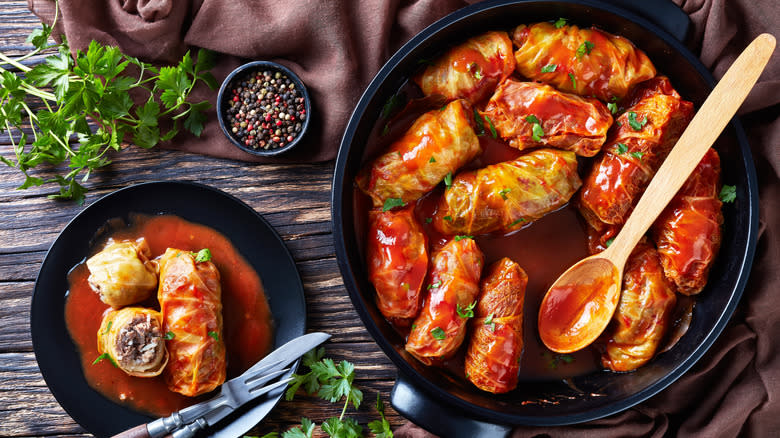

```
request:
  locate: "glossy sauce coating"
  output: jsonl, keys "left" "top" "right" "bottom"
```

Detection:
{"left": 367, "top": 205, "right": 428, "bottom": 320}
{"left": 481, "top": 79, "right": 612, "bottom": 156}
{"left": 652, "top": 148, "right": 723, "bottom": 295}
{"left": 414, "top": 30, "right": 515, "bottom": 103}
{"left": 65, "top": 214, "right": 273, "bottom": 416}
{"left": 465, "top": 258, "right": 526, "bottom": 393}
{"left": 512, "top": 22, "right": 656, "bottom": 101}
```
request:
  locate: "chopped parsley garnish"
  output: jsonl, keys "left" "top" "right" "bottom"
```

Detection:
{"left": 468, "top": 62, "right": 483, "bottom": 80}
{"left": 544, "top": 351, "right": 575, "bottom": 369}
{"left": 630, "top": 151, "right": 645, "bottom": 161}
{"left": 719, "top": 185, "right": 737, "bottom": 203}
{"left": 483, "top": 314, "right": 496, "bottom": 332}
{"left": 431, "top": 327, "right": 446, "bottom": 340}
{"left": 616, "top": 143, "right": 628, "bottom": 154}
{"left": 485, "top": 115, "right": 498, "bottom": 138}
{"left": 92, "top": 353, "right": 118, "bottom": 368}
{"left": 454, "top": 235, "right": 473, "bottom": 241}
{"left": 607, "top": 102, "right": 618, "bottom": 114}
{"left": 382, "top": 197, "right": 406, "bottom": 212}
{"left": 499, "top": 188, "right": 511, "bottom": 200}
{"left": 429, "top": 156, "right": 436, "bottom": 163}
{"left": 194, "top": 248, "right": 212, "bottom": 262}
{"left": 444, "top": 172, "right": 453, "bottom": 189}
{"left": 627, "top": 111, "right": 648, "bottom": 130}
{"left": 605, "top": 237, "right": 615, "bottom": 247}
{"left": 425, "top": 217, "right": 433, "bottom": 224}
{"left": 103, "top": 320, "right": 112, "bottom": 335}
{"left": 164, "top": 331, "right": 175, "bottom": 340}
{"left": 208, "top": 331, "right": 220, "bottom": 341}
{"left": 576, "top": 41, "right": 595, "bottom": 58}
{"left": 525, "top": 114, "right": 544, "bottom": 142}
{"left": 554, "top": 18, "right": 568, "bottom": 28}
{"left": 457, "top": 301, "right": 477, "bottom": 318}
{"left": 381, "top": 93, "right": 404, "bottom": 119}
{"left": 541, "top": 64, "right": 557, "bottom": 73}
{"left": 427, "top": 281, "right": 442, "bottom": 290}
{"left": 443, "top": 215, "right": 453, "bottom": 222}
{"left": 509, "top": 218, "right": 527, "bottom": 227}
{"left": 473, "top": 108, "right": 486, "bottom": 136}
{"left": 525, "top": 114, "right": 540, "bottom": 125}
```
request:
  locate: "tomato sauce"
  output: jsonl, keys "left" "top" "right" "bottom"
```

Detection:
{"left": 65, "top": 214, "right": 274, "bottom": 416}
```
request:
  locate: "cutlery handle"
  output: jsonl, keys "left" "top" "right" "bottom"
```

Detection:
{"left": 111, "top": 424, "right": 152, "bottom": 438}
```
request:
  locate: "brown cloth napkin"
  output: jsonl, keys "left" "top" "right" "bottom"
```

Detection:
{"left": 28, "top": 0, "right": 779, "bottom": 436}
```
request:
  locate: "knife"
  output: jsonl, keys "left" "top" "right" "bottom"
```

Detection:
{"left": 112, "top": 332, "right": 330, "bottom": 438}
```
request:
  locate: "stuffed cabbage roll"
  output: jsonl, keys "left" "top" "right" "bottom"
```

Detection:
{"left": 86, "top": 238, "right": 158, "bottom": 308}
{"left": 414, "top": 30, "right": 515, "bottom": 103}
{"left": 465, "top": 258, "right": 526, "bottom": 393}
{"left": 433, "top": 149, "right": 581, "bottom": 235}
{"left": 652, "top": 148, "right": 723, "bottom": 295}
{"left": 405, "top": 238, "right": 484, "bottom": 365}
{"left": 512, "top": 22, "right": 656, "bottom": 101}
{"left": 579, "top": 78, "right": 694, "bottom": 227}
{"left": 356, "top": 99, "right": 482, "bottom": 208}
{"left": 97, "top": 307, "right": 168, "bottom": 377}
{"left": 367, "top": 205, "right": 428, "bottom": 320}
{"left": 480, "top": 79, "right": 612, "bottom": 156}
{"left": 601, "top": 241, "right": 677, "bottom": 372}
{"left": 158, "top": 248, "right": 226, "bottom": 397}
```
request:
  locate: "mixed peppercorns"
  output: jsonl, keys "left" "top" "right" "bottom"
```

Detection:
{"left": 223, "top": 68, "right": 307, "bottom": 152}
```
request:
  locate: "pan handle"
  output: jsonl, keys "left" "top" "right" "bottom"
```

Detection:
{"left": 607, "top": 0, "right": 690, "bottom": 42}
{"left": 390, "top": 372, "right": 513, "bottom": 438}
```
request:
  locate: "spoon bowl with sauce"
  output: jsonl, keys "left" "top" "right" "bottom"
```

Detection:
{"left": 538, "top": 33, "right": 776, "bottom": 354}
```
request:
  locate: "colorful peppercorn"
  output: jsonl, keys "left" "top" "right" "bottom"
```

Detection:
{"left": 224, "top": 69, "right": 307, "bottom": 151}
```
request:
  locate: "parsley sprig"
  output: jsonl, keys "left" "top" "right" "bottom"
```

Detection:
{"left": 0, "top": 6, "right": 216, "bottom": 203}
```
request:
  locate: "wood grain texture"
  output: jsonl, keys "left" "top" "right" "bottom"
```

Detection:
{"left": 0, "top": 2, "right": 407, "bottom": 436}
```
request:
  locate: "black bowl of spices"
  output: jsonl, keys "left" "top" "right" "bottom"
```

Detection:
{"left": 217, "top": 61, "right": 311, "bottom": 156}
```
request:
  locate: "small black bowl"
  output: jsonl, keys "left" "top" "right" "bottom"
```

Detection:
{"left": 217, "top": 61, "right": 311, "bottom": 157}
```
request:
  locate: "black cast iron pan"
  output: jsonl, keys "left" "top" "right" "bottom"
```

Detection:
{"left": 332, "top": 1, "right": 759, "bottom": 436}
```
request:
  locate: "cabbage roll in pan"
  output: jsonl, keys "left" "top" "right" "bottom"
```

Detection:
{"left": 480, "top": 79, "right": 612, "bottom": 156}
{"left": 158, "top": 248, "right": 226, "bottom": 397}
{"left": 652, "top": 148, "right": 723, "bottom": 295}
{"left": 601, "top": 240, "right": 677, "bottom": 372}
{"left": 97, "top": 307, "right": 168, "bottom": 377}
{"left": 512, "top": 22, "right": 656, "bottom": 101}
{"left": 579, "top": 77, "right": 694, "bottom": 227}
{"left": 86, "top": 238, "right": 158, "bottom": 308}
{"left": 414, "top": 30, "right": 515, "bottom": 103}
{"left": 465, "top": 258, "right": 526, "bottom": 393}
{"left": 433, "top": 148, "right": 581, "bottom": 236}
{"left": 405, "top": 238, "right": 484, "bottom": 366}
{"left": 356, "top": 99, "right": 482, "bottom": 208}
{"left": 367, "top": 205, "right": 428, "bottom": 320}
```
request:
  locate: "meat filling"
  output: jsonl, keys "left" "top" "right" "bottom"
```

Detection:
{"left": 115, "top": 313, "right": 163, "bottom": 366}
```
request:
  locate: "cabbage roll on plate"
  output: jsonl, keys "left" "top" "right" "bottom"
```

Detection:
{"left": 86, "top": 238, "right": 158, "bottom": 308}
{"left": 97, "top": 307, "right": 168, "bottom": 377}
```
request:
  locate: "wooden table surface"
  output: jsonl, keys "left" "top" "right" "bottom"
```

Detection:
{"left": 0, "top": 2, "right": 406, "bottom": 437}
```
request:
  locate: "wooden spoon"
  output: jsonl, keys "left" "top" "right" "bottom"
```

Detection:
{"left": 538, "top": 33, "right": 776, "bottom": 354}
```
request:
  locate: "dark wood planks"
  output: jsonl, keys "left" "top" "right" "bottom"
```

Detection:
{"left": 0, "top": 1, "right": 406, "bottom": 436}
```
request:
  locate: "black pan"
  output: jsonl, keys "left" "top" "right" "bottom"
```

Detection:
{"left": 332, "top": 0, "right": 758, "bottom": 436}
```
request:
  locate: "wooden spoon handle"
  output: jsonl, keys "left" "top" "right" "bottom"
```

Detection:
{"left": 607, "top": 33, "right": 776, "bottom": 266}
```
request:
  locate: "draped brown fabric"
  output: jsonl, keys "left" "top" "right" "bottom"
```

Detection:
{"left": 27, "top": 0, "right": 779, "bottom": 435}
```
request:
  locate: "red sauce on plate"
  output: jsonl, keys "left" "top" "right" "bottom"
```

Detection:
{"left": 64, "top": 214, "right": 273, "bottom": 416}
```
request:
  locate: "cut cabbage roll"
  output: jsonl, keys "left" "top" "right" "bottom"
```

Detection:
{"left": 414, "top": 30, "right": 516, "bottom": 103}
{"left": 405, "top": 237, "right": 484, "bottom": 365}
{"left": 579, "top": 77, "right": 694, "bottom": 227}
{"left": 96, "top": 307, "right": 168, "bottom": 377}
{"left": 367, "top": 205, "right": 428, "bottom": 320}
{"left": 86, "top": 238, "right": 158, "bottom": 308}
{"left": 601, "top": 240, "right": 677, "bottom": 372}
{"left": 512, "top": 22, "right": 656, "bottom": 101}
{"left": 480, "top": 79, "right": 612, "bottom": 156}
{"left": 652, "top": 148, "right": 723, "bottom": 295}
{"left": 158, "top": 248, "right": 226, "bottom": 397}
{"left": 465, "top": 258, "right": 526, "bottom": 393}
{"left": 356, "top": 99, "right": 482, "bottom": 209}
{"left": 433, "top": 149, "right": 581, "bottom": 235}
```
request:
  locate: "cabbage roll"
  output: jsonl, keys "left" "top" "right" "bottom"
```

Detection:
{"left": 405, "top": 237, "right": 484, "bottom": 365}
{"left": 652, "top": 148, "right": 723, "bottom": 295}
{"left": 158, "top": 248, "right": 226, "bottom": 397}
{"left": 480, "top": 79, "right": 612, "bottom": 156}
{"left": 96, "top": 307, "right": 168, "bottom": 377}
{"left": 86, "top": 238, "right": 158, "bottom": 308}
{"left": 579, "top": 77, "right": 694, "bottom": 227}
{"left": 433, "top": 149, "right": 581, "bottom": 235}
{"left": 465, "top": 258, "right": 526, "bottom": 393}
{"left": 367, "top": 205, "right": 428, "bottom": 320}
{"left": 356, "top": 99, "right": 482, "bottom": 208}
{"left": 601, "top": 241, "right": 677, "bottom": 372}
{"left": 414, "top": 30, "right": 515, "bottom": 103}
{"left": 512, "top": 22, "right": 656, "bottom": 101}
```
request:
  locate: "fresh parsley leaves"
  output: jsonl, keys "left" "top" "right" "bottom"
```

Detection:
{"left": 541, "top": 64, "right": 557, "bottom": 73}
{"left": 457, "top": 301, "right": 477, "bottom": 318}
{"left": 568, "top": 72, "right": 577, "bottom": 89}
{"left": 607, "top": 102, "right": 618, "bottom": 114}
{"left": 194, "top": 248, "right": 212, "bottom": 262}
{"left": 382, "top": 197, "right": 406, "bottom": 212}
{"left": 719, "top": 184, "right": 736, "bottom": 203}
{"left": 576, "top": 41, "right": 595, "bottom": 58}
{"left": 554, "top": 18, "right": 568, "bottom": 28}
{"left": 483, "top": 314, "right": 496, "bottom": 332}
{"left": 627, "top": 111, "right": 648, "bottom": 130}
{"left": 368, "top": 393, "right": 394, "bottom": 438}
{"left": 499, "top": 188, "right": 511, "bottom": 200}
{"left": 616, "top": 143, "right": 628, "bottom": 155}
{"left": 525, "top": 114, "right": 544, "bottom": 141}
{"left": 92, "top": 352, "right": 118, "bottom": 367}
{"left": 444, "top": 172, "right": 453, "bottom": 189}
{"left": 431, "top": 327, "right": 446, "bottom": 340}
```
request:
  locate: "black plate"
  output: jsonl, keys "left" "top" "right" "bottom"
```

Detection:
{"left": 332, "top": 0, "right": 759, "bottom": 434}
{"left": 31, "top": 181, "right": 306, "bottom": 437}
